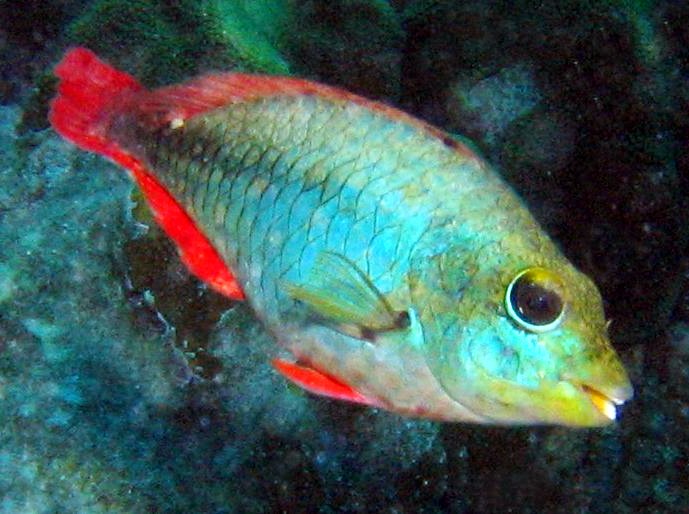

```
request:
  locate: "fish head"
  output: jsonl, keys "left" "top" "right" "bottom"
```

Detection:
{"left": 421, "top": 254, "right": 633, "bottom": 426}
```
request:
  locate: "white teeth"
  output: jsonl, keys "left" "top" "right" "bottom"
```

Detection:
{"left": 581, "top": 385, "right": 619, "bottom": 421}
{"left": 600, "top": 399, "right": 617, "bottom": 421}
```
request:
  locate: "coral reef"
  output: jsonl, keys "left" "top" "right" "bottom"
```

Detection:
{"left": 288, "top": 0, "right": 404, "bottom": 98}
{"left": 62, "top": 0, "right": 404, "bottom": 94}
{"left": 1, "top": 0, "right": 688, "bottom": 512}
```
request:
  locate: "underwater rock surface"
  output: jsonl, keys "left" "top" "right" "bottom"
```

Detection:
{"left": 1, "top": 1, "right": 689, "bottom": 512}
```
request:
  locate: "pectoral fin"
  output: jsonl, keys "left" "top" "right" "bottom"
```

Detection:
{"left": 272, "top": 359, "right": 380, "bottom": 407}
{"left": 284, "top": 252, "right": 409, "bottom": 340}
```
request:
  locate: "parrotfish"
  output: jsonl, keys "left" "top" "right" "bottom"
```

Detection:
{"left": 50, "top": 47, "right": 633, "bottom": 426}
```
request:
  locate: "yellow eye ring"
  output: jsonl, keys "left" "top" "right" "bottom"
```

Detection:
{"left": 505, "top": 267, "right": 566, "bottom": 333}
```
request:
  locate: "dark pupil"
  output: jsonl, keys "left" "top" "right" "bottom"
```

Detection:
{"left": 511, "top": 278, "right": 563, "bottom": 325}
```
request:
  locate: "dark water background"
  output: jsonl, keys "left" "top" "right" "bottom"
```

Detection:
{"left": 0, "top": 1, "right": 687, "bottom": 512}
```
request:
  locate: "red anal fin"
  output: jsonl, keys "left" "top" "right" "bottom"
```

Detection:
{"left": 92, "top": 149, "right": 245, "bottom": 300}
{"left": 272, "top": 358, "right": 380, "bottom": 407}
{"left": 129, "top": 161, "right": 245, "bottom": 300}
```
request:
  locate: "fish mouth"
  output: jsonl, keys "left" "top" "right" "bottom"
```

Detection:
{"left": 579, "top": 384, "right": 630, "bottom": 421}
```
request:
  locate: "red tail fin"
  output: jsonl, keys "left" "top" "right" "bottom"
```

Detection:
{"left": 49, "top": 47, "right": 143, "bottom": 160}
{"left": 49, "top": 48, "right": 245, "bottom": 301}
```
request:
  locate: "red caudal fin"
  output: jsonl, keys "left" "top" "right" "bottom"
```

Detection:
{"left": 272, "top": 359, "right": 381, "bottom": 407}
{"left": 49, "top": 48, "right": 244, "bottom": 300}
{"left": 49, "top": 47, "right": 143, "bottom": 159}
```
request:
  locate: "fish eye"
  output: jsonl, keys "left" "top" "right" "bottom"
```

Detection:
{"left": 505, "top": 268, "right": 565, "bottom": 333}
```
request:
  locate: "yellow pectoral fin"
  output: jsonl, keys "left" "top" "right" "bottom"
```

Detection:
{"left": 284, "top": 252, "right": 409, "bottom": 339}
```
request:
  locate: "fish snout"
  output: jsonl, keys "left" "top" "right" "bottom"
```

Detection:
{"left": 580, "top": 382, "right": 633, "bottom": 421}
{"left": 564, "top": 372, "right": 633, "bottom": 422}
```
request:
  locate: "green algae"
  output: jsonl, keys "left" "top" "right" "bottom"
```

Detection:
{"left": 65, "top": 0, "right": 404, "bottom": 96}
{"left": 66, "top": 0, "right": 293, "bottom": 82}
{"left": 67, "top": 0, "right": 209, "bottom": 85}
{"left": 0, "top": 263, "right": 16, "bottom": 304}
{"left": 200, "top": 0, "right": 293, "bottom": 74}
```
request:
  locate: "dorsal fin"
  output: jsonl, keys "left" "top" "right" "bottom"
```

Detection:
{"left": 129, "top": 70, "right": 477, "bottom": 160}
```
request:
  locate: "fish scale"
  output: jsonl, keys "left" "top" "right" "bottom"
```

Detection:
{"left": 145, "top": 97, "right": 439, "bottom": 311}
{"left": 135, "top": 96, "right": 502, "bottom": 413}
{"left": 50, "top": 48, "right": 634, "bottom": 425}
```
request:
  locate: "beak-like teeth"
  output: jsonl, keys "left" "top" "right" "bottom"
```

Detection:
{"left": 582, "top": 385, "right": 618, "bottom": 421}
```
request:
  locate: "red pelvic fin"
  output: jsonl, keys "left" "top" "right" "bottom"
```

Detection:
{"left": 49, "top": 48, "right": 244, "bottom": 301}
{"left": 272, "top": 358, "right": 380, "bottom": 407}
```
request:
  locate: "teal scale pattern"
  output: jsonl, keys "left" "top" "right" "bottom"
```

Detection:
{"left": 139, "top": 94, "right": 487, "bottom": 328}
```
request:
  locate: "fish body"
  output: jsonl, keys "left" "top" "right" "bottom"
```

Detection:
{"left": 50, "top": 48, "right": 632, "bottom": 426}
